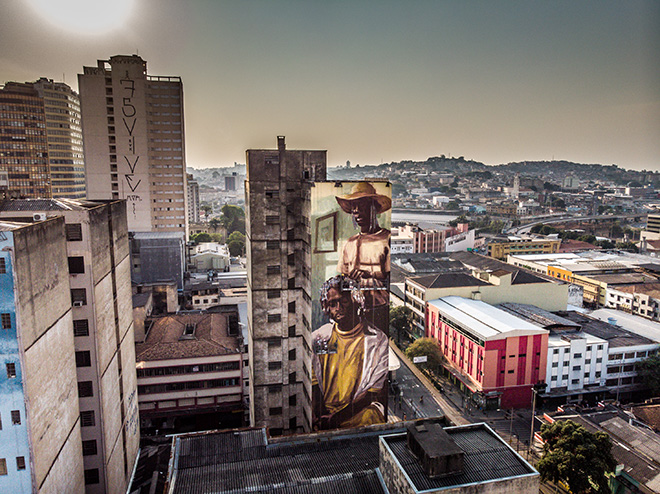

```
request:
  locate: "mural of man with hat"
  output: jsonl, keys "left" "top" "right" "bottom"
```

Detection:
{"left": 335, "top": 182, "right": 391, "bottom": 332}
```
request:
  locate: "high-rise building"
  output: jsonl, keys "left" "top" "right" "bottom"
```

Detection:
{"left": 0, "top": 83, "right": 50, "bottom": 199}
{"left": 245, "top": 136, "right": 326, "bottom": 435}
{"left": 31, "top": 78, "right": 86, "bottom": 199}
{"left": 78, "top": 55, "right": 187, "bottom": 234}
{"left": 0, "top": 216, "right": 84, "bottom": 493}
{"left": 187, "top": 173, "right": 200, "bottom": 224}
{"left": 0, "top": 199, "right": 140, "bottom": 494}
{"left": 0, "top": 79, "right": 86, "bottom": 200}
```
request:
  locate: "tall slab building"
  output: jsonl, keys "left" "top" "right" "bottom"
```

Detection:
{"left": 246, "top": 136, "right": 326, "bottom": 434}
{"left": 246, "top": 137, "right": 392, "bottom": 435}
{"left": 78, "top": 55, "right": 187, "bottom": 234}
{"left": 0, "top": 199, "right": 139, "bottom": 494}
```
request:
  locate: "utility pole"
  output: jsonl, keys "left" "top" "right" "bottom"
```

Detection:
{"left": 529, "top": 387, "right": 538, "bottom": 457}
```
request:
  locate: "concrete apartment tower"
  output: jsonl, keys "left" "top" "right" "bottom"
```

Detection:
{"left": 78, "top": 55, "right": 188, "bottom": 235}
{"left": 0, "top": 217, "right": 84, "bottom": 493}
{"left": 187, "top": 173, "right": 200, "bottom": 224}
{"left": 245, "top": 136, "right": 326, "bottom": 435}
{"left": 0, "top": 199, "right": 139, "bottom": 494}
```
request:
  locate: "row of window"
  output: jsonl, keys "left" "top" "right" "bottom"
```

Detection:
{"left": 138, "top": 377, "right": 240, "bottom": 394}
{"left": 136, "top": 361, "right": 240, "bottom": 377}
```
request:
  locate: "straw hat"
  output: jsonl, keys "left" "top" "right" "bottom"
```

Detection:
{"left": 335, "top": 182, "right": 392, "bottom": 214}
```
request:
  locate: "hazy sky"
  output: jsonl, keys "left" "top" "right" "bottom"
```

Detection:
{"left": 1, "top": 1, "right": 659, "bottom": 170}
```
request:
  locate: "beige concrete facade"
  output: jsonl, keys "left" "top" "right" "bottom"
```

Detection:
{"left": 0, "top": 217, "right": 85, "bottom": 493}
{"left": 0, "top": 200, "right": 139, "bottom": 494}
{"left": 246, "top": 136, "right": 326, "bottom": 435}
{"left": 78, "top": 55, "right": 187, "bottom": 235}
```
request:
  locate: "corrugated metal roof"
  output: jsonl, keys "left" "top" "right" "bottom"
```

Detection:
{"left": 428, "top": 296, "right": 546, "bottom": 341}
{"left": 383, "top": 424, "right": 536, "bottom": 491}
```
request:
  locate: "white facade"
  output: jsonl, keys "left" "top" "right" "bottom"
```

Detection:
{"left": 444, "top": 228, "right": 475, "bottom": 252}
{"left": 546, "top": 335, "right": 608, "bottom": 392}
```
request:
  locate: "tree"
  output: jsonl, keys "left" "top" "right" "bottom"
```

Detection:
{"left": 405, "top": 337, "right": 445, "bottom": 373}
{"left": 637, "top": 353, "right": 660, "bottom": 395}
{"left": 209, "top": 217, "right": 222, "bottom": 231}
{"left": 227, "top": 231, "right": 245, "bottom": 257}
{"left": 190, "top": 232, "right": 213, "bottom": 244}
{"left": 390, "top": 305, "right": 413, "bottom": 342}
{"left": 537, "top": 420, "right": 616, "bottom": 494}
{"left": 615, "top": 241, "right": 638, "bottom": 253}
{"left": 220, "top": 204, "right": 245, "bottom": 236}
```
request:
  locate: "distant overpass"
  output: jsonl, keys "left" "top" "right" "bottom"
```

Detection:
{"left": 508, "top": 213, "right": 643, "bottom": 235}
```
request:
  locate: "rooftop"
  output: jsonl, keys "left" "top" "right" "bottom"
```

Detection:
{"left": 448, "top": 251, "right": 556, "bottom": 285}
{"left": 428, "top": 296, "right": 546, "bottom": 341}
{"left": 589, "top": 308, "right": 660, "bottom": 343}
{"left": 135, "top": 310, "right": 241, "bottom": 361}
{"left": 0, "top": 198, "right": 116, "bottom": 212}
{"left": 497, "top": 302, "right": 581, "bottom": 331}
{"left": 166, "top": 422, "right": 537, "bottom": 494}
{"left": 558, "top": 311, "right": 656, "bottom": 348}
{"left": 609, "top": 282, "right": 660, "bottom": 298}
{"left": 408, "top": 272, "right": 489, "bottom": 290}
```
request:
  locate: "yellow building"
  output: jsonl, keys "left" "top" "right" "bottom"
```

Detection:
{"left": 488, "top": 238, "right": 561, "bottom": 260}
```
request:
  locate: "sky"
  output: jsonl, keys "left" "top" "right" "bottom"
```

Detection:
{"left": 1, "top": 1, "right": 659, "bottom": 171}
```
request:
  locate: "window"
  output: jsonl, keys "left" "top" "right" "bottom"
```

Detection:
{"left": 596, "top": 358, "right": 602, "bottom": 363}
{"left": 265, "top": 189, "right": 279, "bottom": 199}
{"left": 73, "top": 319, "right": 89, "bottom": 337}
{"left": 288, "top": 326, "right": 296, "bottom": 337}
{"left": 265, "top": 215, "right": 279, "bottom": 225}
{"left": 75, "top": 351, "right": 91, "bottom": 367}
{"left": 6, "top": 363, "right": 16, "bottom": 378}
{"left": 65, "top": 223, "right": 83, "bottom": 241}
{"left": 0, "top": 459, "right": 6, "bottom": 475}
{"left": 288, "top": 277, "right": 295, "bottom": 289}
{"left": 82, "top": 440, "right": 97, "bottom": 456}
{"left": 551, "top": 376, "right": 557, "bottom": 381}
{"left": 71, "top": 289, "right": 87, "bottom": 306}
{"left": 288, "top": 301, "right": 295, "bottom": 313}
{"left": 562, "top": 375, "right": 568, "bottom": 380}
{"left": 1, "top": 313, "right": 11, "bottom": 329}
{"left": 289, "top": 349, "right": 296, "bottom": 361}
{"left": 551, "top": 362, "right": 558, "bottom": 368}
{"left": 84, "top": 468, "right": 100, "bottom": 485}
{"left": 268, "top": 361, "right": 281, "bottom": 371}
{"left": 572, "top": 366, "right": 581, "bottom": 371}
{"left": 507, "top": 370, "right": 514, "bottom": 374}
{"left": 16, "top": 456, "right": 25, "bottom": 470}
{"left": 267, "top": 290, "right": 280, "bottom": 299}
{"left": 609, "top": 353, "right": 622, "bottom": 361}
{"left": 80, "top": 411, "right": 95, "bottom": 427}
{"left": 288, "top": 253, "right": 295, "bottom": 266}
{"left": 11, "top": 410, "right": 20, "bottom": 425}
{"left": 0, "top": 258, "right": 5, "bottom": 274}
{"left": 267, "top": 265, "right": 280, "bottom": 275}
{"left": 624, "top": 352, "right": 635, "bottom": 359}
{"left": 268, "top": 385, "right": 281, "bottom": 394}
{"left": 573, "top": 353, "right": 582, "bottom": 358}
{"left": 289, "top": 417, "right": 297, "bottom": 430}
{"left": 68, "top": 256, "right": 85, "bottom": 274}
{"left": 267, "top": 338, "right": 281, "bottom": 348}
{"left": 268, "top": 314, "right": 281, "bottom": 323}
{"left": 585, "top": 359, "right": 591, "bottom": 364}
{"left": 266, "top": 240, "right": 279, "bottom": 249}
{"left": 598, "top": 345, "right": 603, "bottom": 350}
{"left": 269, "top": 407, "right": 282, "bottom": 416}
{"left": 289, "top": 372, "right": 297, "bottom": 384}
{"left": 78, "top": 381, "right": 93, "bottom": 397}
{"left": 595, "top": 372, "right": 601, "bottom": 378}
{"left": 571, "top": 379, "right": 580, "bottom": 384}
{"left": 553, "top": 349, "right": 559, "bottom": 354}
{"left": 289, "top": 394, "right": 297, "bottom": 406}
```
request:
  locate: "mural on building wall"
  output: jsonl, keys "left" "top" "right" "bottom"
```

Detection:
{"left": 310, "top": 181, "right": 391, "bottom": 430}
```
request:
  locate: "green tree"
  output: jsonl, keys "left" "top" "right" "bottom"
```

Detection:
{"left": 190, "top": 232, "right": 212, "bottom": 244}
{"left": 530, "top": 224, "right": 545, "bottom": 234}
{"left": 637, "top": 353, "right": 660, "bottom": 395}
{"left": 227, "top": 231, "right": 245, "bottom": 257}
{"left": 615, "top": 241, "right": 638, "bottom": 253}
{"left": 390, "top": 305, "right": 413, "bottom": 342}
{"left": 405, "top": 337, "right": 445, "bottom": 373}
{"left": 209, "top": 217, "right": 222, "bottom": 231}
{"left": 220, "top": 204, "right": 245, "bottom": 236}
{"left": 537, "top": 420, "right": 616, "bottom": 494}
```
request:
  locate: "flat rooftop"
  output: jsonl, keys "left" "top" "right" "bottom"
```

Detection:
{"left": 428, "top": 296, "right": 546, "bottom": 341}
{"left": 558, "top": 311, "right": 656, "bottom": 348}
{"left": 382, "top": 423, "right": 537, "bottom": 491}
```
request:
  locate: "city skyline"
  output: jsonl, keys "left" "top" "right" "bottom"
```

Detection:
{"left": 1, "top": 1, "right": 658, "bottom": 171}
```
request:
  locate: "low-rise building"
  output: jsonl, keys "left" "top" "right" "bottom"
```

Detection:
{"left": 189, "top": 242, "right": 230, "bottom": 272}
{"left": 135, "top": 306, "right": 246, "bottom": 432}
{"left": 605, "top": 283, "right": 660, "bottom": 321}
{"left": 487, "top": 236, "right": 561, "bottom": 260}
{"left": 427, "top": 296, "right": 549, "bottom": 409}
{"left": 163, "top": 420, "right": 539, "bottom": 494}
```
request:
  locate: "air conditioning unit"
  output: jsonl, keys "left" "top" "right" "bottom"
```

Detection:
{"left": 33, "top": 213, "right": 47, "bottom": 222}
{"left": 73, "top": 301, "right": 84, "bottom": 307}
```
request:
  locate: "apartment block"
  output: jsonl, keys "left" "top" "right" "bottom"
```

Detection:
{"left": 78, "top": 55, "right": 187, "bottom": 234}
{"left": 186, "top": 173, "right": 200, "bottom": 224}
{"left": 0, "top": 217, "right": 84, "bottom": 493}
{"left": 31, "top": 78, "right": 86, "bottom": 199}
{"left": 246, "top": 136, "right": 326, "bottom": 435}
{"left": 0, "top": 83, "right": 50, "bottom": 198}
{"left": 0, "top": 199, "right": 139, "bottom": 494}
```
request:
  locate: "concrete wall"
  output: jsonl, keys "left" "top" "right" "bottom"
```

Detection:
{"left": 13, "top": 219, "right": 85, "bottom": 493}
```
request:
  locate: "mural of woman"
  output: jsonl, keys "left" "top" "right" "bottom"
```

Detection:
{"left": 335, "top": 182, "right": 391, "bottom": 332}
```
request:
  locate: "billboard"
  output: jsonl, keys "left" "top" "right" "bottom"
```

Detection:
{"left": 310, "top": 181, "right": 391, "bottom": 430}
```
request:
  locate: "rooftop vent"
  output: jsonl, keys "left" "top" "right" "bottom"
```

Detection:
{"left": 406, "top": 420, "right": 464, "bottom": 479}
{"left": 180, "top": 322, "right": 197, "bottom": 340}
